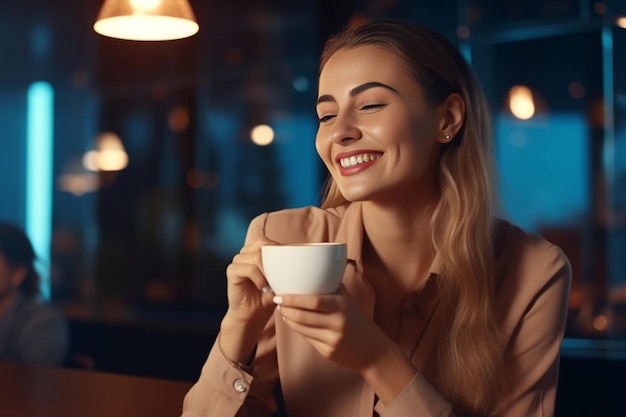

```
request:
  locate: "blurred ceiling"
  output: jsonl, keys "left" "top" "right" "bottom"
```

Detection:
{"left": 0, "top": 0, "right": 622, "bottom": 111}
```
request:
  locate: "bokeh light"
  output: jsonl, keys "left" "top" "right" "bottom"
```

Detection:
{"left": 250, "top": 124, "right": 274, "bottom": 146}
{"left": 509, "top": 85, "right": 535, "bottom": 120}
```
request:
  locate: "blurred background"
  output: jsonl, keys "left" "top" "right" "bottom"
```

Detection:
{"left": 1, "top": 0, "right": 625, "bottom": 415}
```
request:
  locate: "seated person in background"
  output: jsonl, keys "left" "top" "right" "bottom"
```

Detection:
{"left": 0, "top": 221, "right": 69, "bottom": 366}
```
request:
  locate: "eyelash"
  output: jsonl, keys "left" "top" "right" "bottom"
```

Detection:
{"left": 361, "top": 103, "right": 385, "bottom": 111}
{"left": 317, "top": 103, "right": 387, "bottom": 123}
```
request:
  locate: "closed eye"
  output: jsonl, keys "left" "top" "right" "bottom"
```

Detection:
{"left": 361, "top": 103, "right": 386, "bottom": 111}
{"left": 317, "top": 103, "right": 386, "bottom": 123}
{"left": 318, "top": 114, "right": 336, "bottom": 123}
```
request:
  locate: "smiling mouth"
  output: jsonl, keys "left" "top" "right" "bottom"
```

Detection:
{"left": 339, "top": 153, "right": 382, "bottom": 168}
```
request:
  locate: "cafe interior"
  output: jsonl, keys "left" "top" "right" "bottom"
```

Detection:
{"left": 1, "top": 0, "right": 625, "bottom": 415}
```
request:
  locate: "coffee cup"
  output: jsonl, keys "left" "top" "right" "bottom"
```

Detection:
{"left": 261, "top": 242, "right": 347, "bottom": 294}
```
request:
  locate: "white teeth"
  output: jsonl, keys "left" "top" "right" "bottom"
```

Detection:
{"left": 340, "top": 153, "right": 381, "bottom": 168}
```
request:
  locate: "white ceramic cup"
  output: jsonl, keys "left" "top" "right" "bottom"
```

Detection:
{"left": 261, "top": 243, "right": 347, "bottom": 294}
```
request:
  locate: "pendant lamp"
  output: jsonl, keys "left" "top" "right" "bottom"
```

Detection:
{"left": 94, "top": 0, "right": 199, "bottom": 41}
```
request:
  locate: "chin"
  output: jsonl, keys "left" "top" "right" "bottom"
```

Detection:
{"left": 337, "top": 189, "right": 375, "bottom": 203}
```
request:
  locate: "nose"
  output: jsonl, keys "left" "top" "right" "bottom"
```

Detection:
{"left": 330, "top": 113, "right": 362, "bottom": 144}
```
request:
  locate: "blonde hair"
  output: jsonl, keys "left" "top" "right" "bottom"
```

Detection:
{"left": 319, "top": 20, "right": 505, "bottom": 416}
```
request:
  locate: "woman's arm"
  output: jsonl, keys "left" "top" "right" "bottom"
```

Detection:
{"left": 181, "top": 318, "right": 279, "bottom": 417}
{"left": 182, "top": 214, "right": 280, "bottom": 417}
{"left": 496, "top": 244, "right": 572, "bottom": 416}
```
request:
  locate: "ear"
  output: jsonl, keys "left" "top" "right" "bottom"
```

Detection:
{"left": 438, "top": 93, "right": 465, "bottom": 143}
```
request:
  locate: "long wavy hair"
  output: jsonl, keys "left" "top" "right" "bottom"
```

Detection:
{"left": 0, "top": 221, "right": 40, "bottom": 297}
{"left": 319, "top": 20, "right": 506, "bottom": 416}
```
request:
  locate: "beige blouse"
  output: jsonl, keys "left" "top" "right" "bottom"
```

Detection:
{"left": 182, "top": 202, "right": 571, "bottom": 417}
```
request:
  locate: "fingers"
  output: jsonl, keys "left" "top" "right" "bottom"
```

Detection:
{"left": 238, "top": 236, "right": 279, "bottom": 255}
{"left": 280, "top": 316, "right": 340, "bottom": 346}
{"left": 273, "top": 293, "right": 344, "bottom": 313}
{"left": 274, "top": 295, "right": 353, "bottom": 364}
{"left": 273, "top": 294, "right": 347, "bottom": 330}
{"left": 226, "top": 262, "right": 269, "bottom": 292}
{"left": 279, "top": 308, "right": 342, "bottom": 332}
{"left": 227, "top": 237, "right": 279, "bottom": 292}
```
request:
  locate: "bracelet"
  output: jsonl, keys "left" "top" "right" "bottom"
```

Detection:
{"left": 217, "top": 333, "right": 255, "bottom": 374}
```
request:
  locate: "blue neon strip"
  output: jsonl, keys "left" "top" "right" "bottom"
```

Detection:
{"left": 601, "top": 24, "right": 615, "bottom": 208}
{"left": 26, "top": 81, "right": 54, "bottom": 300}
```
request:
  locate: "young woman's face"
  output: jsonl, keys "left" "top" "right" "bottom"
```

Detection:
{"left": 315, "top": 45, "right": 444, "bottom": 205}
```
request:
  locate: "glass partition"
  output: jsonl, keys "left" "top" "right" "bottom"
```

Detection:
{"left": 466, "top": 0, "right": 626, "bottom": 347}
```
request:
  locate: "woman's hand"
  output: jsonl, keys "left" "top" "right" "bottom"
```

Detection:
{"left": 274, "top": 285, "right": 418, "bottom": 405}
{"left": 273, "top": 285, "right": 390, "bottom": 371}
{"left": 224, "top": 237, "right": 277, "bottom": 324}
{"left": 219, "top": 237, "right": 278, "bottom": 365}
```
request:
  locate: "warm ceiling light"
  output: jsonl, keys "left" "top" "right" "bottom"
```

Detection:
{"left": 94, "top": 0, "right": 199, "bottom": 41}
{"left": 617, "top": 16, "right": 626, "bottom": 29}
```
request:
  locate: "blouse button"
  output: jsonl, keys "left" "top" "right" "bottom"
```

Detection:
{"left": 233, "top": 378, "right": 248, "bottom": 393}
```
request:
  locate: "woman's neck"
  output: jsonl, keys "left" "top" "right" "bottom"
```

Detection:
{"left": 361, "top": 197, "right": 437, "bottom": 291}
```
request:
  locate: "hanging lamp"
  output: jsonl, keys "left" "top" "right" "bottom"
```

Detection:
{"left": 94, "top": 0, "right": 199, "bottom": 41}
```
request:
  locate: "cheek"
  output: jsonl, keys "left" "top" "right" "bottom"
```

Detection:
{"left": 315, "top": 132, "right": 332, "bottom": 168}
{"left": 393, "top": 117, "right": 440, "bottom": 173}
{"left": 370, "top": 110, "right": 418, "bottom": 145}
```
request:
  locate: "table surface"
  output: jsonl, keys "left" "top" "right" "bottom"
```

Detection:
{"left": 0, "top": 361, "right": 194, "bottom": 417}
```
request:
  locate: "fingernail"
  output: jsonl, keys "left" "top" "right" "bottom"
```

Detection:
{"left": 262, "top": 286, "right": 272, "bottom": 294}
{"left": 273, "top": 295, "right": 283, "bottom": 305}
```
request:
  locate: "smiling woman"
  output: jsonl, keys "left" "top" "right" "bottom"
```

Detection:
{"left": 181, "top": 19, "right": 571, "bottom": 417}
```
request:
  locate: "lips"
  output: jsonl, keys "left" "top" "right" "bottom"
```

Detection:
{"left": 335, "top": 151, "right": 383, "bottom": 176}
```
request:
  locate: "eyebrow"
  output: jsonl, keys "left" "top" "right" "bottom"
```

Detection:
{"left": 316, "top": 81, "right": 398, "bottom": 105}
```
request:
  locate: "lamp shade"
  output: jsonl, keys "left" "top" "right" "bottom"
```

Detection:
{"left": 94, "top": 0, "right": 199, "bottom": 41}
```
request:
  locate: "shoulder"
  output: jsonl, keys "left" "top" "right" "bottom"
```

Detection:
{"left": 495, "top": 220, "right": 570, "bottom": 268}
{"left": 15, "top": 298, "right": 67, "bottom": 330}
{"left": 246, "top": 205, "right": 348, "bottom": 244}
{"left": 494, "top": 219, "right": 572, "bottom": 295}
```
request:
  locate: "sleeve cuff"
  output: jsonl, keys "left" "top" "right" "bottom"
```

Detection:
{"left": 375, "top": 372, "right": 454, "bottom": 417}
{"left": 202, "top": 339, "right": 255, "bottom": 399}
